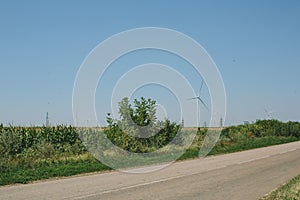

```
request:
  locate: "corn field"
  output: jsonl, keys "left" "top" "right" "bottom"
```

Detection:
{"left": 0, "top": 124, "right": 85, "bottom": 157}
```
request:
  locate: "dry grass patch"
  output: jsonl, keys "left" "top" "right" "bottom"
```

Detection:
{"left": 261, "top": 175, "right": 300, "bottom": 200}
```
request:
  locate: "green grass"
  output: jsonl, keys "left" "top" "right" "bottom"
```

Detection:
{"left": 261, "top": 175, "right": 300, "bottom": 200}
{"left": 0, "top": 136, "right": 299, "bottom": 186}
{"left": 209, "top": 136, "right": 298, "bottom": 155}
{"left": 179, "top": 136, "right": 298, "bottom": 160}
{"left": 0, "top": 154, "right": 110, "bottom": 185}
{"left": 0, "top": 161, "right": 110, "bottom": 185}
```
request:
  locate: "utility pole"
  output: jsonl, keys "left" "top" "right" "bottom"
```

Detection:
{"left": 220, "top": 117, "right": 223, "bottom": 128}
{"left": 46, "top": 112, "right": 50, "bottom": 127}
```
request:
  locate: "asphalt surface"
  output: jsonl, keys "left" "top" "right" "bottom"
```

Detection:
{"left": 1, "top": 141, "right": 300, "bottom": 200}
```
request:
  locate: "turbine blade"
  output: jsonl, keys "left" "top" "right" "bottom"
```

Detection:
{"left": 199, "top": 81, "right": 204, "bottom": 95}
{"left": 198, "top": 97, "right": 209, "bottom": 110}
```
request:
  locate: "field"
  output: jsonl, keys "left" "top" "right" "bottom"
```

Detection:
{"left": 1, "top": 119, "right": 300, "bottom": 185}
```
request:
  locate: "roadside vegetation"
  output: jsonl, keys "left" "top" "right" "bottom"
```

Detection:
{"left": 1, "top": 97, "right": 300, "bottom": 185}
{"left": 103, "top": 97, "right": 183, "bottom": 153}
{"left": 260, "top": 174, "right": 300, "bottom": 200}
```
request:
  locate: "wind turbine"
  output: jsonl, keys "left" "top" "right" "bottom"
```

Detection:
{"left": 187, "top": 81, "right": 209, "bottom": 127}
{"left": 264, "top": 108, "right": 273, "bottom": 119}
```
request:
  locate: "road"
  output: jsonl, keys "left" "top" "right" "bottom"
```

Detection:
{"left": 1, "top": 141, "right": 300, "bottom": 200}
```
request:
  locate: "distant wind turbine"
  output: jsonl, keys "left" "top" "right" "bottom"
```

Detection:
{"left": 264, "top": 108, "right": 273, "bottom": 119}
{"left": 187, "top": 81, "right": 209, "bottom": 127}
{"left": 187, "top": 81, "right": 209, "bottom": 110}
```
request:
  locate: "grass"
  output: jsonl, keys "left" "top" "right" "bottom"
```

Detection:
{"left": 0, "top": 136, "right": 299, "bottom": 186}
{"left": 261, "top": 175, "right": 300, "bottom": 200}
{"left": 0, "top": 161, "right": 110, "bottom": 185}
{"left": 210, "top": 136, "right": 298, "bottom": 155}
{"left": 0, "top": 153, "right": 110, "bottom": 185}
{"left": 179, "top": 136, "right": 298, "bottom": 160}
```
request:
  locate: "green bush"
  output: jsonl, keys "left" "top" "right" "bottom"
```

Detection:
{"left": 221, "top": 120, "right": 300, "bottom": 141}
{"left": 104, "top": 97, "right": 183, "bottom": 153}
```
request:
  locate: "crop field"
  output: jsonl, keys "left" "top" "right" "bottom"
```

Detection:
{"left": 1, "top": 119, "right": 300, "bottom": 185}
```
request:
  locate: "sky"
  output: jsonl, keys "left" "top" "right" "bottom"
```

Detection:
{"left": 0, "top": 0, "right": 300, "bottom": 126}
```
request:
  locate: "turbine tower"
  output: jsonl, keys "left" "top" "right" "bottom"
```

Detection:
{"left": 187, "top": 81, "right": 209, "bottom": 127}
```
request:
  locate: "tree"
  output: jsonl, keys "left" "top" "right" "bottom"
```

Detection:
{"left": 104, "top": 97, "right": 182, "bottom": 153}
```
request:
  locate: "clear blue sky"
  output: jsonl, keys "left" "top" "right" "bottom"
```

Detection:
{"left": 0, "top": 0, "right": 299, "bottom": 126}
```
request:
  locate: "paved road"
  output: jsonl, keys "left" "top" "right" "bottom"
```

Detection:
{"left": 1, "top": 141, "right": 300, "bottom": 200}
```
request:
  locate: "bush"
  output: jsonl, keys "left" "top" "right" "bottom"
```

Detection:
{"left": 221, "top": 120, "right": 300, "bottom": 141}
{"left": 104, "top": 97, "right": 183, "bottom": 153}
